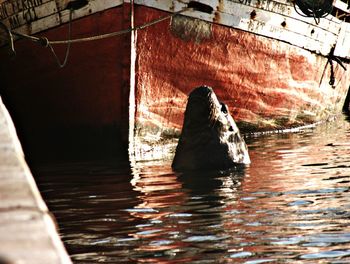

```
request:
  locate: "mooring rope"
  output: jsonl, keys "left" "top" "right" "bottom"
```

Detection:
{"left": 2, "top": 7, "right": 191, "bottom": 67}
{"left": 51, "top": 7, "right": 191, "bottom": 44}
{"left": 0, "top": 21, "right": 15, "bottom": 57}
{"left": 45, "top": 8, "right": 73, "bottom": 68}
{"left": 319, "top": 46, "right": 347, "bottom": 88}
{"left": 12, "top": 7, "right": 190, "bottom": 45}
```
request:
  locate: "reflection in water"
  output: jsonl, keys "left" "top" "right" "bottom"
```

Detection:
{"left": 35, "top": 114, "right": 350, "bottom": 263}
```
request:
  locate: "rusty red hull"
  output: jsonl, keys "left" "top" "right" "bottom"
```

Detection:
{"left": 129, "top": 6, "right": 350, "bottom": 158}
{"left": 133, "top": 7, "right": 349, "bottom": 134}
{"left": 0, "top": 4, "right": 349, "bottom": 158}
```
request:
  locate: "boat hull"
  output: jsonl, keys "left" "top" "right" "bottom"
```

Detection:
{"left": 0, "top": 2, "right": 349, "bottom": 159}
{"left": 131, "top": 6, "right": 350, "bottom": 158}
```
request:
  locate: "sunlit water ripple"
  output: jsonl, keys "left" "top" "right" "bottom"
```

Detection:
{"left": 35, "top": 114, "right": 350, "bottom": 263}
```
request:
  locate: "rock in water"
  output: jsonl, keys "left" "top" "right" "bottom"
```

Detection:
{"left": 172, "top": 86, "right": 250, "bottom": 171}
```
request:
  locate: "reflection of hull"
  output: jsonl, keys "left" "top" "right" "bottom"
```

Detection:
{"left": 1, "top": 1, "right": 350, "bottom": 158}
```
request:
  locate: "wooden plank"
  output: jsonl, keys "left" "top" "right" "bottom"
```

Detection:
{"left": 334, "top": 22, "right": 350, "bottom": 59}
{"left": 0, "top": 0, "right": 53, "bottom": 19}
{"left": 30, "top": 11, "right": 60, "bottom": 33}
{"left": 0, "top": 96, "right": 71, "bottom": 264}
{"left": 135, "top": 0, "right": 341, "bottom": 33}
{"left": 59, "top": 0, "right": 123, "bottom": 23}
{"left": 0, "top": 0, "right": 347, "bottom": 57}
{"left": 232, "top": 5, "right": 337, "bottom": 54}
{"left": 225, "top": 0, "right": 341, "bottom": 33}
{"left": 333, "top": 0, "right": 350, "bottom": 13}
{"left": 0, "top": 0, "right": 54, "bottom": 29}
{"left": 1, "top": 1, "right": 58, "bottom": 30}
{"left": 0, "top": 0, "right": 123, "bottom": 34}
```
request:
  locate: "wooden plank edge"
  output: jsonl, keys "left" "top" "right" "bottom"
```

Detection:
{"left": 0, "top": 96, "right": 72, "bottom": 264}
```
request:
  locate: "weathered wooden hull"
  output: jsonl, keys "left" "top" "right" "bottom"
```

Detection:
{"left": 1, "top": 1, "right": 350, "bottom": 159}
{"left": 0, "top": 4, "right": 129, "bottom": 158}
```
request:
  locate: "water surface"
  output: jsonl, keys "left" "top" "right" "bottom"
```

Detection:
{"left": 35, "top": 114, "right": 350, "bottom": 263}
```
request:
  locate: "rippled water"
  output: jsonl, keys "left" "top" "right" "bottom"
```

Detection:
{"left": 34, "top": 114, "right": 350, "bottom": 263}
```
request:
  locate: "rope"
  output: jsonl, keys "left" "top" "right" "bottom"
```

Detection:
{"left": 328, "top": 55, "right": 347, "bottom": 87}
{"left": 11, "top": 7, "right": 190, "bottom": 45}
{"left": 7, "top": 7, "right": 190, "bottom": 67}
{"left": 329, "top": 57, "right": 335, "bottom": 86}
{"left": 46, "top": 8, "right": 73, "bottom": 68}
{"left": 0, "top": 21, "right": 15, "bottom": 57}
{"left": 319, "top": 46, "right": 347, "bottom": 88}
